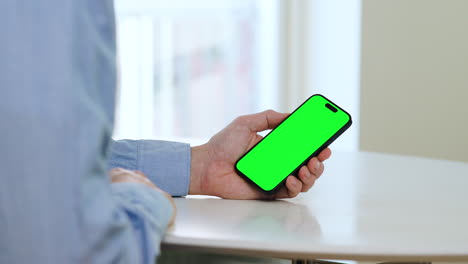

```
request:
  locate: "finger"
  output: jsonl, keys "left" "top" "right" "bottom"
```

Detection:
{"left": 298, "top": 166, "right": 317, "bottom": 192}
{"left": 109, "top": 168, "right": 130, "bottom": 177}
{"left": 109, "top": 167, "right": 124, "bottom": 174}
{"left": 238, "top": 110, "right": 289, "bottom": 132}
{"left": 317, "top": 148, "right": 332, "bottom": 162}
{"left": 307, "top": 157, "right": 324, "bottom": 177}
{"left": 133, "top": 170, "right": 152, "bottom": 182}
{"left": 133, "top": 170, "right": 145, "bottom": 176}
{"left": 111, "top": 168, "right": 140, "bottom": 179}
{"left": 285, "top": 176, "right": 302, "bottom": 198}
{"left": 307, "top": 157, "right": 323, "bottom": 175}
{"left": 109, "top": 168, "right": 150, "bottom": 184}
{"left": 129, "top": 171, "right": 152, "bottom": 184}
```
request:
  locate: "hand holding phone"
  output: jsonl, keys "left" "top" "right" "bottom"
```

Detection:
{"left": 235, "top": 94, "right": 352, "bottom": 193}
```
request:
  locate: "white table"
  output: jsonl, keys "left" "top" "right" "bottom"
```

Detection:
{"left": 161, "top": 152, "right": 468, "bottom": 263}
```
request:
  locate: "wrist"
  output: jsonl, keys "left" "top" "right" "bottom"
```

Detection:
{"left": 189, "top": 144, "right": 210, "bottom": 195}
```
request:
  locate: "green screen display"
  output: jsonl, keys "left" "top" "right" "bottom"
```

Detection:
{"left": 235, "top": 94, "right": 352, "bottom": 192}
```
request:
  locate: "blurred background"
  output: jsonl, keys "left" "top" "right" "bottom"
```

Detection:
{"left": 113, "top": 0, "right": 468, "bottom": 163}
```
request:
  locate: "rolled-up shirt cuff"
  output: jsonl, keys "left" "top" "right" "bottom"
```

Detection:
{"left": 108, "top": 139, "right": 191, "bottom": 196}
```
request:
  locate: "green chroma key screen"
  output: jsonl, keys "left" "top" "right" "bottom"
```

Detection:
{"left": 235, "top": 94, "right": 352, "bottom": 192}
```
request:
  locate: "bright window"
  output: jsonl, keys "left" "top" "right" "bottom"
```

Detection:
{"left": 113, "top": 0, "right": 279, "bottom": 144}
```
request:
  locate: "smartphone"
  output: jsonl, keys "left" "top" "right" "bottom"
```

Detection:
{"left": 235, "top": 94, "right": 352, "bottom": 193}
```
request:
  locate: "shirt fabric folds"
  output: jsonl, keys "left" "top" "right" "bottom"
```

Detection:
{"left": 0, "top": 0, "right": 190, "bottom": 263}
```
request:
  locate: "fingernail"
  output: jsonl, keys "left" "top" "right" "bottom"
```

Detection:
{"left": 315, "top": 160, "right": 321, "bottom": 171}
{"left": 291, "top": 179, "right": 297, "bottom": 187}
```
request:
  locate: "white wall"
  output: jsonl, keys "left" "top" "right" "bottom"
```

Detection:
{"left": 360, "top": 0, "right": 468, "bottom": 162}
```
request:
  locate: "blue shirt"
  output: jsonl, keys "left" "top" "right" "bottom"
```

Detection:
{"left": 0, "top": 1, "right": 190, "bottom": 263}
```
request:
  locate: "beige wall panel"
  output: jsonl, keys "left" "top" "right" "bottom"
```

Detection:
{"left": 360, "top": 0, "right": 468, "bottom": 162}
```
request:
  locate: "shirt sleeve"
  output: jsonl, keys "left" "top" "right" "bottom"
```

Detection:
{"left": 108, "top": 139, "right": 191, "bottom": 196}
{"left": 111, "top": 183, "right": 174, "bottom": 261}
{"left": 0, "top": 1, "right": 176, "bottom": 263}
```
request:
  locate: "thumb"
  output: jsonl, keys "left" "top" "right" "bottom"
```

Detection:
{"left": 241, "top": 110, "right": 289, "bottom": 132}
